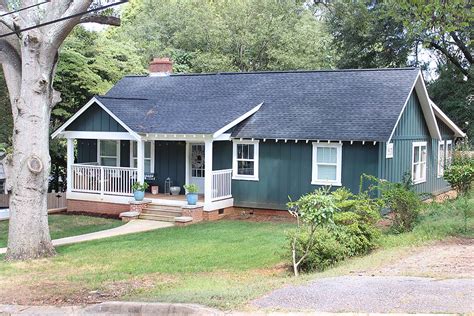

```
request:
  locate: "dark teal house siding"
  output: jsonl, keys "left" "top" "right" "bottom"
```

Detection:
{"left": 230, "top": 141, "right": 378, "bottom": 210}
{"left": 120, "top": 140, "right": 130, "bottom": 167}
{"left": 154, "top": 141, "right": 186, "bottom": 194}
{"left": 76, "top": 139, "right": 97, "bottom": 163}
{"left": 378, "top": 91, "right": 453, "bottom": 195}
{"left": 213, "top": 141, "right": 232, "bottom": 170}
{"left": 66, "top": 103, "right": 126, "bottom": 132}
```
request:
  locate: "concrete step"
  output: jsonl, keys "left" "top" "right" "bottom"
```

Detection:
{"left": 141, "top": 209, "right": 183, "bottom": 217}
{"left": 145, "top": 204, "right": 183, "bottom": 212}
{"left": 138, "top": 214, "right": 176, "bottom": 222}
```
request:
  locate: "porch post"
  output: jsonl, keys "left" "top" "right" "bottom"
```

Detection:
{"left": 66, "top": 138, "right": 74, "bottom": 193}
{"left": 137, "top": 139, "right": 145, "bottom": 183}
{"left": 204, "top": 139, "right": 213, "bottom": 205}
{"left": 185, "top": 142, "right": 190, "bottom": 185}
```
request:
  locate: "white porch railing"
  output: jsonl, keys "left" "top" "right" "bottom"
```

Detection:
{"left": 71, "top": 164, "right": 138, "bottom": 196}
{"left": 211, "top": 169, "right": 232, "bottom": 201}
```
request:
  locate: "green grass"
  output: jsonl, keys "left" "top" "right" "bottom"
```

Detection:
{"left": 0, "top": 214, "right": 123, "bottom": 248}
{"left": 0, "top": 195, "right": 471, "bottom": 309}
{"left": 0, "top": 220, "right": 294, "bottom": 309}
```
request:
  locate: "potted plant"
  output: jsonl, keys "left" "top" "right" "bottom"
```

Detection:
{"left": 183, "top": 184, "right": 199, "bottom": 205}
{"left": 132, "top": 182, "right": 149, "bottom": 201}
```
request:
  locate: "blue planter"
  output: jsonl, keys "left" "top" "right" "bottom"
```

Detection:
{"left": 186, "top": 193, "right": 198, "bottom": 205}
{"left": 134, "top": 190, "right": 145, "bottom": 201}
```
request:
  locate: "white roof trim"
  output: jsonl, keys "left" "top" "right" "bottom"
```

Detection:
{"left": 51, "top": 97, "right": 141, "bottom": 141}
{"left": 387, "top": 71, "right": 441, "bottom": 143}
{"left": 213, "top": 102, "right": 263, "bottom": 139}
{"left": 430, "top": 100, "right": 466, "bottom": 138}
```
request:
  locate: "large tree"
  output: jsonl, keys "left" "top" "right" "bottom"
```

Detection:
{"left": 0, "top": 0, "right": 122, "bottom": 260}
{"left": 112, "top": 0, "right": 334, "bottom": 72}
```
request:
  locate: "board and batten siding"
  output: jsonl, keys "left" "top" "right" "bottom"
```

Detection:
{"left": 378, "top": 91, "right": 454, "bottom": 195}
{"left": 66, "top": 103, "right": 126, "bottom": 132}
{"left": 227, "top": 141, "right": 378, "bottom": 210}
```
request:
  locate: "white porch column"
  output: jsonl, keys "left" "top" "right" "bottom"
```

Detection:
{"left": 137, "top": 139, "right": 145, "bottom": 183}
{"left": 66, "top": 138, "right": 74, "bottom": 193}
{"left": 204, "top": 139, "right": 213, "bottom": 205}
{"left": 185, "top": 142, "right": 190, "bottom": 185}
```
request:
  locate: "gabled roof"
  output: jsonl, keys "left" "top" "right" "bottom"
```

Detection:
{"left": 53, "top": 67, "right": 463, "bottom": 142}
{"left": 430, "top": 100, "right": 466, "bottom": 138}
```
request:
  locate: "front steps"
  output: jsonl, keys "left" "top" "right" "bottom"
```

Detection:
{"left": 139, "top": 204, "right": 187, "bottom": 223}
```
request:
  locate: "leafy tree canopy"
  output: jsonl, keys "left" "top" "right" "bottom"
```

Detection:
{"left": 111, "top": 0, "right": 335, "bottom": 72}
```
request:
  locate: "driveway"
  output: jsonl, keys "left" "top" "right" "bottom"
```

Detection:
{"left": 253, "top": 238, "right": 474, "bottom": 313}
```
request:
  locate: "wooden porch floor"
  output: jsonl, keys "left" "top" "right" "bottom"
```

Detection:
{"left": 144, "top": 193, "right": 204, "bottom": 203}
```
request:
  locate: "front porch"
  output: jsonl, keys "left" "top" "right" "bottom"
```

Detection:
{"left": 66, "top": 134, "right": 234, "bottom": 211}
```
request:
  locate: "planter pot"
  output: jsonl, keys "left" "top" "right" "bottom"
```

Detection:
{"left": 151, "top": 186, "right": 159, "bottom": 195}
{"left": 134, "top": 190, "right": 145, "bottom": 201}
{"left": 186, "top": 193, "right": 198, "bottom": 205}
{"left": 170, "top": 186, "right": 181, "bottom": 196}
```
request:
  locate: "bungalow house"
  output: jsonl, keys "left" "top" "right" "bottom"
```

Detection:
{"left": 52, "top": 59, "right": 465, "bottom": 221}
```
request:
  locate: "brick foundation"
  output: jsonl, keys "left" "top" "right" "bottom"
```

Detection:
{"left": 182, "top": 205, "right": 203, "bottom": 223}
{"left": 202, "top": 206, "right": 293, "bottom": 222}
{"left": 130, "top": 200, "right": 152, "bottom": 213}
{"left": 67, "top": 199, "right": 129, "bottom": 218}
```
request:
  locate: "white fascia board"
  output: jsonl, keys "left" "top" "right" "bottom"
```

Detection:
{"left": 212, "top": 102, "right": 263, "bottom": 139}
{"left": 59, "top": 131, "right": 137, "bottom": 140}
{"left": 387, "top": 71, "right": 441, "bottom": 143}
{"left": 51, "top": 97, "right": 141, "bottom": 141}
{"left": 430, "top": 100, "right": 466, "bottom": 138}
{"left": 142, "top": 133, "right": 213, "bottom": 141}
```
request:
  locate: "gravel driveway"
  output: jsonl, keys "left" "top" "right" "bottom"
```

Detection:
{"left": 253, "top": 276, "right": 474, "bottom": 313}
{"left": 254, "top": 238, "right": 474, "bottom": 313}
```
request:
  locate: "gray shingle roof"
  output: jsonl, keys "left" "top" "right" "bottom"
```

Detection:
{"left": 103, "top": 68, "right": 420, "bottom": 141}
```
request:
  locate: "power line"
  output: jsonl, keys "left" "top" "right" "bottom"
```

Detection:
{"left": 0, "top": 1, "right": 50, "bottom": 17}
{"left": 0, "top": 0, "right": 128, "bottom": 38}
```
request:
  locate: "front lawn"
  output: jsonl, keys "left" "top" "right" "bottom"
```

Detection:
{"left": 0, "top": 220, "right": 294, "bottom": 308}
{"left": 0, "top": 214, "right": 123, "bottom": 248}
{"left": 0, "top": 196, "right": 471, "bottom": 310}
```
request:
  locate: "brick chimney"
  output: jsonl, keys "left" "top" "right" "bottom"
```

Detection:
{"left": 149, "top": 57, "right": 173, "bottom": 76}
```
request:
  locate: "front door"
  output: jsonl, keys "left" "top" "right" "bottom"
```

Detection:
{"left": 189, "top": 143, "right": 205, "bottom": 194}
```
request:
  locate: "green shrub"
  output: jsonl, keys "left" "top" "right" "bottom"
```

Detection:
{"left": 287, "top": 188, "right": 381, "bottom": 274}
{"left": 444, "top": 162, "right": 474, "bottom": 197}
{"left": 287, "top": 226, "right": 348, "bottom": 272}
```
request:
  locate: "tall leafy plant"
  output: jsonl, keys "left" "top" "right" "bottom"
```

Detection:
{"left": 287, "top": 188, "right": 337, "bottom": 276}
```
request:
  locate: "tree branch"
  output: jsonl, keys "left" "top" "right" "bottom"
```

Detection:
{"left": 430, "top": 41, "right": 470, "bottom": 78}
{"left": 450, "top": 31, "right": 473, "bottom": 65}
{"left": 80, "top": 14, "right": 120, "bottom": 26}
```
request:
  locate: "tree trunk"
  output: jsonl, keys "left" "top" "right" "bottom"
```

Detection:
{"left": 5, "top": 33, "right": 56, "bottom": 260}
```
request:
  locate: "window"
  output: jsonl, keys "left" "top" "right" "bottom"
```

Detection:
{"left": 131, "top": 141, "right": 154, "bottom": 173}
{"left": 0, "top": 180, "right": 4, "bottom": 194}
{"left": 98, "top": 140, "right": 119, "bottom": 166}
{"left": 412, "top": 141, "right": 427, "bottom": 184}
{"left": 312, "top": 143, "right": 342, "bottom": 186}
{"left": 232, "top": 140, "right": 259, "bottom": 180}
{"left": 437, "top": 141, "right": 445, "bottom": 177}
{"left": 446, "top": 140, "right": 453, "bottom": 167}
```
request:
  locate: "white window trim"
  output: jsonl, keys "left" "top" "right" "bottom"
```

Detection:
{"left": 130, "top": 141, "right": 155, "bottom": 173}
{"left": 311, "top": 142, "right": 342, "bottom": 186}
{"left": 437, "top": 140, "right": 445, "bottom": 178}
{"left": 232, "top": 139, "right": 259, "bottom": 181}
{"left": 412, "top": 141, "right": 427, "bottom": 184}
{"left": 446, "top": 140, "right": 453, "bottom": 168}
{"left": 97, "top": 140, "right": 120, "bottom": 167}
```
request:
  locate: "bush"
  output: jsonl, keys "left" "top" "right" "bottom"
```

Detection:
{"left": 444, "top": 161, "right": 474, "bottom": 197}
{"left": 287, "top": 188, "right": 381, "bottom": 273}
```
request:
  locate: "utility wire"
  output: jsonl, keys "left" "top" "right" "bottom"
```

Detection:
{"left": 0, "top": 0, "right": 128, "bottom": 38}
{"left": 0, "top": 1, "right": 50, "bottom": 17}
